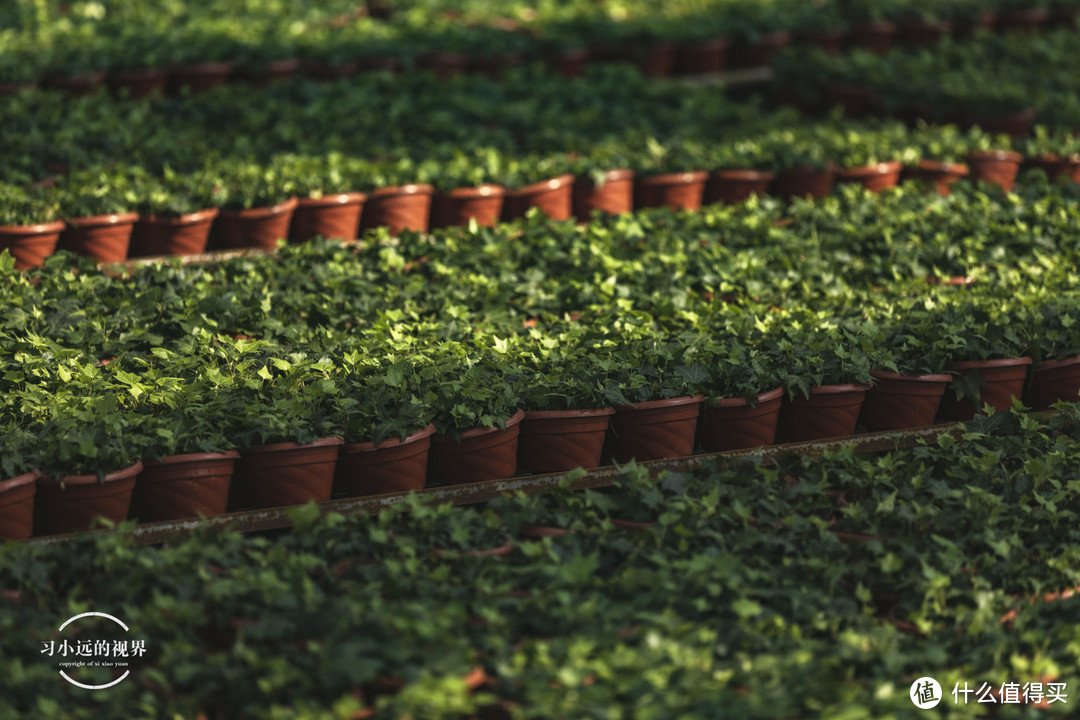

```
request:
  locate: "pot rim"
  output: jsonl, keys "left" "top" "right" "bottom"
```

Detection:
{"left": 807, "top": 383, "right": 873, "bottom": 394}
{"left": 836, "top": 161, "right": 903, "bottom": 176}
{"left": 0, "top": 470, "right": 39, "bottom": 494}
{"left": 297, "top": 192, "right": 368, "bottom": 207}
{"left": 65, "top": 212, "right": 140, "bottom": 228}
{"left": 915, "top": 159, "right": 970, "bottom": 174}
{"left": 143, "top": 450, "right": 241, "bottom": 467}
{"left": 870, "top": 370, "right": 953, "bottom": 383}
{"left": 139, "top": 207, "right": 220, "bottom": 226}
{"left": 369, "top": 183, "right": 434, "bottom": 199}
{"left": 1027, "top": 153, "right": 1080, "bottom": 165}
{"left": 434, "top": 409, "right": 526, "bottom": 442}
{"left": 965, "top": 149, "right": 1023, "bottom": 163}
{"left": 507, "top": 174, "right": 576, "bottom": 196}
{"left": 0, "top": 221, "right": 65, "bottom": 234}
{"left": 950, "top": 357, "right": 1033, "bottom": 370}
{"left": 523, "top": 407, "right": 616, "bottom": 419}
{"left": 40, "top": 461, "right": 143, "bottom": 486}
{"left": 708, "top": 386, "right": 784, "bottom": 408}
{"left": 219, "top": 197, "right": 299, "bottom": 219}
{"left": 343, "top": 424, "right": 436, "bottom": 452}
{"left": 637, "top": 171, "right": 709, "bottom": 184}
{"left": 616, "top": 394, "right": 705, "bottom": 411}
{"left": 439, "top": 184, "right": 507, "bottom": 199}
{"left": 1035, "top": 354, "right": 1080, "bottom": 372}
{"left": 243, "top": 437, "right": 344, "bottom": 455}
{"left": 778, "top": 164, "right": 835, "bottom": 175}
{"left": 579, "top": 168, "right": 634, "bottom": 183}
{"left": 711, "top": 168, "right": 776, "bottom": 181}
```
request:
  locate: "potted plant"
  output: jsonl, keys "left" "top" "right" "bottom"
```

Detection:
{"left": 996, "top": 0, "right": 1050, "bottom": 33}
{"left": 166, "top": 25, "right": 238, "bottom": 94}
{"left": 500, "top": 152, "right": 578, "bottom": 223}
{"left": 0, "top": 35, "right": 43, "bottom": 93}
{"left": 900, "top": 122, "right": 971, "bottom": 195}
{"left": 360, "top": 157, "right": 434, "bottom": 235}
{"left": 831, "top": 121, "right": 906, "bottom": 192}
{"left": 1021, "top": 296, "right": 1080, "bottom": 410}
{"left": 233, "top": 33, "right": 302, "bottom": 87}
{"left": 724, "top": 4, "right": 793, "bottom": 69}
{"left": 56, "top": 169, "right": 140, "bottom": 263}
{"left": 843, "top": 0, "right": 899, "bottom": 54}
{"left": 964, "top": 128, "right": 1023, "bottom": 192}
{"left": 1019, "top": 126, "right": 1080, "bottom": 183}
{"left": 212, "top": 160, "right": 298, "bottom": 250}
{"left": 106, "top": 30, "right": 170, "bottom": 99}
{"left": 428, "top": 148, "right": 507, "bottom": 230}
{"left": 281, "top": 154, "right": 369, "bottom": 242}
{"left": 895, "top": 2, "right": 954, "bottom": 47}
{"left": 632, "top": 137, "right": 709, "bottom": 211}
{"left": 696, "top": 338, "right": 786, "bottom": 452}
{"left": 703, "top": 138, "right": 776, "bottom": 205}
{"left": 793, "top": 2, "right": 847, "bottom": 55}
{"left": 0, "top": 417, "right": 39, "bottom": 540}
{"left": 129, "top": 166, "right": 225, "bottom": 257}
{"left": 0, "top": 183, "right": 64, "bottom": 269}
{"left": 670, "top": 16, "right": 730, "bottom": 76}
{"left": 763, "top": 126, "right": 836, "bottom": 200}
{"left": 43, "top": 34, "right": 107, "bottom": 96}
{"left": 570, "top": 141, "right": 636, "bottom": 221}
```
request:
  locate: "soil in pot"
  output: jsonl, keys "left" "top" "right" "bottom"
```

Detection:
{"left": 776, "top": 385, "right": 871, "bottom": 443}
{"left": 431, "top": 185, "right": 506, "bottom": 229}
{"left": 428, "top": 410, "right": 524, "bottom": 486}
{"left": 0, "top": 221, "right": 64, "bottom": 269}
{"left": 334, "top": 425, "right": 435, "bottom": 496}
{"left": 0, "top": 471, "right": 37, "bottom": 541}
{"left": 130, "top": 451, "right": 239, "bottom": 522}
{"left": 58, "top": 213, "right": 139, "bottom": 263}
{"left": 501, "top": 175, "right": 575, "bottom": 222}
{"left": 573, "top": 169, "right": 634, "bottom": 220}
{"left": 230, "top": 438, "right": 343, "bottom": 510}
{"left": 289, "top": 193, "right": 367, "bottom": 241}
{"left": 697, "top": 388, "right": 783, "bottom": 452}
{"left": 129, "top": 208, "right": 219, "bottom": 257}
{"left": 673, "top": 37, "right": 730, "bottom": 75}
{"left": 168, "top": 62, "right": 234, "bottom": 94}
{"left": 898, "top": 19, "right": 951, "bottom": 47}
{"left": 1024, "top": 355, "right": 1080, "bottom": 411}
{"left": 214, "top": 198, "right": 298, "bottom": 250}
{"left": 846, "top": 21, "right": 896, "bottom": 53}
{"left": 729, "top": 31, "right": 792, "bottom": 69}
{"left": 901, "top": 161, "right": 970, "bottom": 196}
{"left": 518, "top": 408, "right": 615, "bottom": 473}
{"left": 633, "top": 172, "right": 708, "bottom": 211}
{"left": 965, "top": 151, "right": 1023, "bottom": 192}
{"left": 33, "top": 462, "right": 142, "bottom": 536}
{"left": 1023, "top": 155, "right": 1080, "bottom": 183}
{"left": 835, "top": 162, "right": 903, "bottom": 193}
{"left": 704, "top": 169, "right": 775, "bottom": 205}
{"left": 861, "top": 371, "right": 952, "bottom": 431}
{"left": 773, "top": 166, "right": 835, "bottom": 200}
{"left": 940, "top": 358, "right": 1033, "bottom": 421}
{"left": 605, "top": 396, "right": 703, "bottom": 463}
{"left": 360, "top": 184, "right": 434, "bottom": 235}
{"left": 107, "top": 68, "right": 167, "bottom": 98}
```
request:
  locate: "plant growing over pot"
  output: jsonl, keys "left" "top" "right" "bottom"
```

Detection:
{"left": 278, "top": 153, "right": 369, "bottom": 241}
{"left": 899, "top": 122, "right": 971, "bottom": 194}
{"left": 55, "top": 168, "right": 140, "bottom": 263}
{"left": 427, "top": 147, "right": 507, "bottom": 229}
{"left": 0, "top": 182, "right": 63, "bottom": 269}
{"left": 632, "top": 136, "right": 709, "bottom": 211}
{"left": 129, "top": 165, "right": 226, "bottom": 257}
{"left": 695, "top": 336, "right": 786, "bottom": 452}
{"left": 963, "top": 126, "right": 1022, "bottom": 192}
{"left": 722, "top": 2, "right": 794, "bottom": 69}
{"left": 1019, "top": 126, "right": 1080, "bottom": 182}
{"left": 842, "top": 0, "right": 899, "bottom": 53}
{"left": 212, "top": 159, "right": 298, "bottom": 250}
{"left": 761, "top": 126, "right": 836, "bottom": 199}
{"left": 702, "top": 137, "right": 777, "bottom": 205}
{"left": 500, "top": 152, "right": 578, "bottom": 222}
{"left": 1019, "top": 293, "right": 1080, "bottom": 410}
{"left": 0, "top": 416, "right": 40, "bottom": 540}
{"left": 106, "top": 30, "right": 170, "bottom": 98}
{"left": 830, "top": 121, "right": 906, "bottom": 192}
{"left": 569, "top": 141, "right": 636, "bottom": 220}
{"left": 42, "top": 32, "right": 108, "bottom": 94}
{"left": 359, "top": 156, "right": 434, "bottom": 235}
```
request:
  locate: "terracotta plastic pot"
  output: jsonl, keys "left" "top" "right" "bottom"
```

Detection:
{"left": 59, "top": 212, "right": 139, "bottom": 264}
{"left": 673, "top": 36, "right": 730, "bottom": 75}
{"left": 704, "top": 169, "right": 775, "bottom": 205}
{"left": 573, "top": 169, "right": 634, "bottom": 220}
{"left": 129, "top": 208, "right": 219, "bottom": 257}
{"left": 501, "top": 175, "right": 575, "bottom": 222}
{"left": 360, "top": 184, "right": 433, "bottom": 235}
{"left": 1025, "top": 355, "right": 1080, "bottom": 411}
{"left": 33, "top": 462, "right": 142, "bottom": 536}
{"left": 0, "top": 221, "right": 64, "bottom": 269}
{"left": 544, "top": 48, "right": 589, "bottom": 78}
{"left": 697, "top": 388, "right": 783, "bottom": 452}
{"left": 46, "top": 71, "right": 106, "bottom": 96}
{"left": 429, "top": 410, "right": 525, "bottom": 486}
{"left": 215, "top": 198, "right": 298, "bottom": 250}
{"left": 431, "top": 185, "right": 506, "bottom": 229}
{"left": 975, "top": 108, "right": 1037, "bottom": 139}
{"left": 898, "top": 19, "right": 951, "bottom": 47}
{"left": 289, "top": 193, "right": 367, "bottom": 241}
{"left": 420, "top": 52, "right": 468, "bottom": 80}
{"left": 634, "top": 171, "right": 708, "bottom": 211}
{"left": 231, "top": 437, "right": 343, "bottom": 510}
{"left": 1022, "top": 154, "right": 1080, "bottom": 183}
{"left": 776, "top": 384, "right": 871, "bottom": 443}
{"left": 131, "top": 451, "right": 239, "bottom": 522}
{"left": 846, "top": 21, "right": 896, "bottom": 53}
{"left": 861, "top": 371, "right": 952, "bottom": 431}
{"left": 827, "top": 83, "right": 881, "bottom": 118}
{"left": 997, "top": 8, "right": 1049, "bottom": 33}
{"left": 236, "top": 57, "right": 301, "bottom": 86}
{"left": 835, "top": 161, "right": 903, "bottom": 193}
{"left": 168, "top": 62, "right": 234, "bottom": 94}
{"left": 0, "top": 471, "right": 37, "bottom": 541}
{"left": 953, "top": 11, "right": 997, "bottom": 39}
{"left": 729, "top": 31, "right": 791, "bottom": 69}
{"left": 605, "top": 395, "right": 704, "bottom": 463}
{"left": 797, "top": 28, "right": 844, "bottom": 55}
{"left": 773, "top": 166, "right": 835, "bottom": 200}
{"left": 965, "top": 150, "right": 1023, "bottom": 192}
{"left": 518, "top": 408, "right": 615, "bottom": 473}
{"left": 901, "top": 160, "right": 970, "bottom": 196}
{"left": 107, "top": 67, "right": 167, "bottom": 98}
{"left": 940, "top": 357, "right": 1033, "bottom": 421}
{"left": 334, "top": 425, "right": 435, "bottom": 496}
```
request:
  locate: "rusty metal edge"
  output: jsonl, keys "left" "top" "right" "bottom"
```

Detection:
{"left": 24, "top": 419, "right": 962, "bottom": 547}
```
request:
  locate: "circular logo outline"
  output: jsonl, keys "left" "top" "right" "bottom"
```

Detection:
{"left": 910, "top": 676, "right": 943, "bottom": 709}
{"left": 57, "top": 612, "right": 131, "bottom": 691}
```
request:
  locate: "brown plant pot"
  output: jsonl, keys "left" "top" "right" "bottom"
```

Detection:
{"left": 697, "top": 388, "right": 783, "bottom": 452}
{"left": 846, "top": 21, "right": 897, "bottom": 53}
{"left": 290, "top": 193, "right": 367, "bottom": 241}
{"left": 940, "top": 357, "right": 1033, "bottom": 421}
{"left": 773, "top": 166, "right": 835, "bottom": 200}
{"left": 236, "top": 58, "right": 301, "bottom": 86}
{"left": 997, "top": 8, "right": 1049, "bottom": 33}
{"left": 861, "top": 371, "right": 952, "bottom": 431}
{"left": 797, "top": 28, "right": 845, "bottom": 55}
{"left": 46, "top": 71, "right": 106, "bottom": 96}
{"left": 0, "top": 471, "right": 37, "bottom": 541}
{"left": 776, "top": 384, "right": 871, "bottom": 443}
{"left": 420, "top": 52, "right": 468, "bottom": 80}
{"left": 953, "top": 11, "right": 998, "bottom": 39}
{"left": 0, "top": 221, "right": 64, "bottom": 269}
{"left": 501, "top": 174, "right": 575, "bottom": 222}
{"left": 634, "top": 171, "right": 708, "bottom": 211}
{"left": 544, "top": 48, "right": 589, "bottom": 78}
{"left": 168, "top": 62, "right": 233, "bottom": 94}
{"left": 304, "top": 59, "right": 359, "bottom": 81}
{"left": 334, "top": 425, "right": 436, "bottom": 496}
{"left": 673, "top": 36, "right": 730, "bottom": 75}
{"left": 605, "top": 396, "right": 704, "bottom": 463}
{"left": 729, "top": 31, "right": 792, "bottom": 69}
{"left": 965, "top": 150, "right": 1023, "bottom": 192}
{"left": 573, "top": 169, "right": 635, "bottom": 220}
{"left": 704, "top": 169, "right": 775, "bottom": 205}
{"left": 33, "top": 462, "right": 142, "bottom": 536}
{"left": 59, "top": 212, "right": 139, "bottom": 264}
{"left": 1022, "top": 154, "right": 1080, "bottom": 182}
{"left": 1024, "top": 355, "right": 1080, "bottom": 411}
{"left": 518, "top": 408, "right": 615, "bottom": 473}
{"left": 131, "top": 451, "right": 239, "bottom": 522}
{"left": 231, "top": 438, "right": 343, "bottom": 510}
{"left": 974, "top": 108, "right": 1037, "bottom": 139}
{"left": 431, "top": 185, "right": 507, "bottom": 229}
{"left": 429, "top": 410, "right": 525, "bottom": 486}
{"left": 898, "top": 19, "right": 952, "bottom": 47}
{"left": 468, "top": 52, "right": 523, "bottom": 78}
{"left": 357, "top": 56, "right": 402, "bottom": 74}
{"left": 835, "top": 161, "right": 903, "bottom": 193}
{"left": 636, "top": 43, "right": 675, "bottom": 77}
{"left": 360, "top": 184, "right": 434, "bottom": 235}
{"left": 215, "top": 198, "right": 298, "bottom": 250}
{"left": 129, "top": 208, "right": 219, "bottom": 258}
{"left": 107, "top": 67, "right": 167, "bottom": 98}
{"left": 901, "top": 160, "right": 970, "bottom": 196}
{"left": 827, "top": 83, "right": 881, "bottom": 118}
